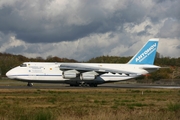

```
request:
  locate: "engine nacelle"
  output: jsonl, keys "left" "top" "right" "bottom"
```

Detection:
{"left": 80, "top": 73, "right": 96, "bottom": 80}
{"left": 62, "top": 71, "right": 77, "bottom": 79}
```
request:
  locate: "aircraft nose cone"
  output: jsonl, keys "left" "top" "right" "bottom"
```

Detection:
{"left": 6, "top": 70, "right": 15, "bottom": 79}
{"left": 6, "top": 70, "right": 11, "bottom": 78}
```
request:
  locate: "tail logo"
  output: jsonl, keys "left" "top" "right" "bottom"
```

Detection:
{"left": 135, "top": 43, "right": 157, "bottom": 63}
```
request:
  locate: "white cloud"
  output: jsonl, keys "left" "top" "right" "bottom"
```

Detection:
{"left": 0, "top": 0, "right": 19, "bottom": 8}
{"left": 0, "top": 32, "right": 26, "bottom": 52}
{"left": 0, "top": 0, "right": 179, "bottom": 61}
{"left": 158, "top": 38, "right": 180, "bottom": 58}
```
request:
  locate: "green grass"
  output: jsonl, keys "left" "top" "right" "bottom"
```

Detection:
{"left": 0, "top": 88, "right": 179, "bottom": 120}
{"left": 167, "top": 102, "right": 180, "bottom": 112}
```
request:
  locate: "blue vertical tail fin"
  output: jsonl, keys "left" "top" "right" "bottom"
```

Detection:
{"left": 128, "top": 38, "right": 159, "bottom": 65}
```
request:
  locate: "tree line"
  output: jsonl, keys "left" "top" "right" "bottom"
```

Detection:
{"left": 0, "top": 52, "right": 180, "bottom": 80}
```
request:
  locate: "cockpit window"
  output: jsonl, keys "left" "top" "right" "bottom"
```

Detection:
{"left": 20, "top": 64, "right": 27, "bottom": 67}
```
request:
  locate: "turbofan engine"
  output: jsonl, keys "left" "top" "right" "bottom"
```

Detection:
{"left": 80, "top": 72, "right": 97, "bottom": 80}
{"left": 62, "top": 70, "right": 78, "bottom": 79}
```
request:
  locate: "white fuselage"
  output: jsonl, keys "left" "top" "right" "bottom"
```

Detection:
{"left": 6, "top": 62, "right": 159, "bottom": 84}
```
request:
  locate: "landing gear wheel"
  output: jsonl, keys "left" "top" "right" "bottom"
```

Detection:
{"left": 70, "top": 84, "right": 79, "bottom": 87}
{"left": 79, "top": 82, "right": 88, "bottom": 87}
{"left": 89, "top": 83, "right": 97, "bottom": 87}
{"left": 27, "top": 82, "right": 33, "bottom": 87}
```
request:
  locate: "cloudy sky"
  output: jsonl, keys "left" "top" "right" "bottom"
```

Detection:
{"left": 0, "top": 0, "right": 179, "bottom": 61}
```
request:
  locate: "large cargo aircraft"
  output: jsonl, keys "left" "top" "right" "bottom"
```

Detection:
{"left": 6, "top": 39, "right": 160, "bottom": 87}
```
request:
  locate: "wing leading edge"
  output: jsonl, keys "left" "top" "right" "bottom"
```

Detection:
{"left": 60, "top": 63, "right": 137, "bottom": 75}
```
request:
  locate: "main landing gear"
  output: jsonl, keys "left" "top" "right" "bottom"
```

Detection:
{"left": 27, "top": 82, "right": 33, "bottom": 87}
{"left": 89, "top": 83, "right": 97, "bottom": 87}
{"left": 69, "top": 83, "right": 97, "bottom": 87}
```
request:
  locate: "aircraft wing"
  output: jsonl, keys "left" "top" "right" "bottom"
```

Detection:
{"left": 60, "top": 63, "right": 137, "bottom": 75}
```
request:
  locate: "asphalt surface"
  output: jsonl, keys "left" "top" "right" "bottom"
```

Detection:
{"left": 0, "top": 81, "right": 180, "bottom": 89}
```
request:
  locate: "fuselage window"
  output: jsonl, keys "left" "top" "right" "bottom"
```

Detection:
{"left": 20, "top": 64, "right": 27, "bottom": 67}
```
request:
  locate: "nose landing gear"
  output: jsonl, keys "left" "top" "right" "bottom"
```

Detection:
{"left": 27, "top": 82, "right": 33, "bottom": 87}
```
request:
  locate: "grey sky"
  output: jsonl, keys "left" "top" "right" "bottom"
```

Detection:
{"left": 0, "top": 0, "right": 179, "bottom": 61}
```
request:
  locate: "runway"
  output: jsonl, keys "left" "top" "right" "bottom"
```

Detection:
{"left": 0, "top": 81, "right": 180, "bottom": 89}
{"left": 100, "top": 84, "right": 180, "bottom": 89}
